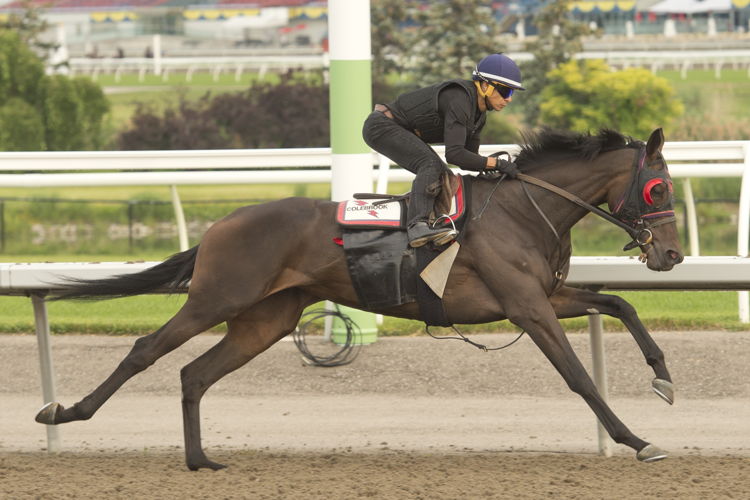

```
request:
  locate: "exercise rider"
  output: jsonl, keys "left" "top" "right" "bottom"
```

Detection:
{"left": 363, "top": 53, "right": 524, "bottom": 248}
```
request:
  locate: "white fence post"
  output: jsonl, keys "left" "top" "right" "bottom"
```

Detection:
{"left": 737, "top": 144, "right": 750, "bottom": 322}
{"left": 170, "top": 185, "right": 189, "bottom": 251}
{"left": 682, "top": 178, "right": 700, "bottom": 256}
{"left": 376, "top": 153, "right": 391, "bottom": 194}
{"left": 588, "top": 314, "right": 613, "bottom": 457}
{"left": 31, "top": 293, "right": 61, "bottom": 453}
{"left": 153, "top": 34, "right": 162, "bottom": 76}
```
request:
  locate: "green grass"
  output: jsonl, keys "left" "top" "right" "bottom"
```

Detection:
{"left": 0, "top": 294, "right": 189, "bottom": 335}
{"left": 0, "top": 183, "right": 334, "bottom": 203}
{"left": 0, "top": 253, "right": 171, "bottom": 262}
{"left": 0, "top": 290, "right": 742, "bottom": 336}
{"left": 656, "top": 69, "right": 750, "bottom": 122}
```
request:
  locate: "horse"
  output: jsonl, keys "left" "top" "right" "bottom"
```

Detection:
{"left": 35, "top": 127, "right": 684, "bottom": 470}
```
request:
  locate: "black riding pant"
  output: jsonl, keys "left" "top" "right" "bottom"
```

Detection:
{"left": 362, "top": 111, "right": 448, "bottom": 225}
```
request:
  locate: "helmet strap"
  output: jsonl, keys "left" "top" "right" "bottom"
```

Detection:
{"left": 475, "top": 81, "right": 494, "bottom": 98}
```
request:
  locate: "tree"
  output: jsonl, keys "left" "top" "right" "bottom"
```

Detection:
{"left": 117, "top": 74, "right": 330, "bottom": 150}
{"left": 370, "top": 0, "right": 413, "bottom": 82}
{"left": 0, "top": 30, "right": 45, "bottom": 106}
{"left": 0, "top": 29, "right": 109, "bottom": 151}
{"left": 74, "top": 77, "right": 111, "bottom": 150}
{"left": 539, "top": 59, "right": 684, "bottom": 139}
{"left": 411, "top": 0, "right": 505, "bottom": 85}
{"left": 118, "top": 95, "right": 228, "bottom": 151}
{"left": 0, "top": 97, "right": 45, "bottom": 151}
{"left": 519, "top": 0, "right": 593, "bottom": 127}
{"left": 0, "top": 0, "right": 55, "bottom": 60}
{"left": 42, "top": 75, "right": 86, "bottom": 150}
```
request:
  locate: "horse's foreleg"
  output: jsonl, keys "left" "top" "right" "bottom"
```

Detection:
{"left": 549, "top": 285, "right": 673, "bottom": 404}
{"left": 36, "top": 296, "right": 229, "bottom": 426}
{"left": 180, "top": 289, "right": 314, "bottom": 471}
{"left": 491, "top": 279, "right": 667, "bottom": 461}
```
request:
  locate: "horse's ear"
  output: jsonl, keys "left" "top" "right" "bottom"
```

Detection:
{"left": 646, "top": 128, "right": 665, "bottom": 159}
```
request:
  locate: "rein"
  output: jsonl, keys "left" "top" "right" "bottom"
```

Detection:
{"left": 516, "top": 173, "right": 647, "bottom": 243}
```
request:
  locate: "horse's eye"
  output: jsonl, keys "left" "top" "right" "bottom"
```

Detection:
{"left": 643, "top": 179, "right": 670, "bottom": 206}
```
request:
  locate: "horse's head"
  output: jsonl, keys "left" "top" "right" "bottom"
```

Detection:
{"left": 609, "top": 128, "right": 684, "bottom": 271}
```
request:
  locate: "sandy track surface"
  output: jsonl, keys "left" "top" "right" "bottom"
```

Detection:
{"left": 1, "top": 330, "right": 749, "bottom": 499}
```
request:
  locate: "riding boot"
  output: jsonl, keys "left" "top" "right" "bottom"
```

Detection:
{"left": 407, "top": 172, "right": 457, "bottom": 248}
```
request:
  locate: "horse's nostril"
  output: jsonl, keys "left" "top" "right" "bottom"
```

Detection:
{"left": 668, "top": 250, "right": 683, "bottom": 263}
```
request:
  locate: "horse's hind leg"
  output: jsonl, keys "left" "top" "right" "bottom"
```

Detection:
{"left": 36, "top": 295, "right": 232, "bottom": 425}
{"left": 549, "top": 285, "right": 674, "bottom": 404}
{"left": 180, "top": 289, "right": 315, "bottom": 471}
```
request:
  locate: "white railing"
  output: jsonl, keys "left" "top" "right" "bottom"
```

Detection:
{"left": 65, "top": 49, "right": 750, "bottom": 82}
{"left": 1, "top": 140, "right": 747, "bottom": 267}
{"left": 68, "top": 54, "right": 327, "bottom": 82}
{"left": 0, "top": 141, "right": 748, "bottom": 319}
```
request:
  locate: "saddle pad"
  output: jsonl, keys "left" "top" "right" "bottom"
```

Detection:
{"left": 336, "top": 176, "right": 466, "bottom": 230}
{"left": 337, "top": 199, "right": 405, "bottom": 229}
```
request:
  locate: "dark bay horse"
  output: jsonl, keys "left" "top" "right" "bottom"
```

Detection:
{"left": 36, "top": 128, "right": 684, "bottom": 470}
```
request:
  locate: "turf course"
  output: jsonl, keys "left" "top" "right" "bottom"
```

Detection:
{"left": 0, "top": 290, "right": 744, "bottom": 335}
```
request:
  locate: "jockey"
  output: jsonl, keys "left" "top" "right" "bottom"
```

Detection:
{"left": 363, "top": 53, "right": 524, "bottom": 248}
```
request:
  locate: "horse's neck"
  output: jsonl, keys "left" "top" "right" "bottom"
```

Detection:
{"left": 516, "top": 149, "right": 632, "bottom": 233}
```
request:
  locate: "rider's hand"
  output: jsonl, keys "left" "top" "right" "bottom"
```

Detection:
{"left": 495, "top": 159, "right": 519, "bottom": 179}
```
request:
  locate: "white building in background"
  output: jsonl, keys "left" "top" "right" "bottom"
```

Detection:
{"left": 569, "top": 0, "right": 749, "bottom": 35}
{"left": 2, "top": 0, "right": 748, "bottom": 58}
{"left": 0, "top": 1, "right": 329, "bottom": 57}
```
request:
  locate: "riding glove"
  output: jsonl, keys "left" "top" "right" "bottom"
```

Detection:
{"left": 494, "top": 159, "right": 519, "bottom": 179}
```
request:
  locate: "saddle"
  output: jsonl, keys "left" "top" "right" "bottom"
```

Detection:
{"left": 335, "top": 171, "right": 472, "bottom": 326}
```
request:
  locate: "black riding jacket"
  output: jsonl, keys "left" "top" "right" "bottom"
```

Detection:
{"left": 387, "top": 79, "right": 487, "bottom": 171}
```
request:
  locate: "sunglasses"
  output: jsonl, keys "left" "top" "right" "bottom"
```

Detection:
{"left": 488, "top": 82, "right": 514, "bottom": 99}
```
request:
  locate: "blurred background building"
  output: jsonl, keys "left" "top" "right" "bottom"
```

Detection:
{"left": 1, "top": 0, "right": 748, "bottom": 59}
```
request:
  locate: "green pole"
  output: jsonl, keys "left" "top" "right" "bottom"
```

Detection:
{"left": 328, "top": 0, "right": 378, "bottom": 344}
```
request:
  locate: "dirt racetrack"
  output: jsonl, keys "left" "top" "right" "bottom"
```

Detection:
{"left": 1, "top": 330, "right": 749, "bottom": 499}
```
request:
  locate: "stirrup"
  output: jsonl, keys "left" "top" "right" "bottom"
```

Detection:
{"left": 434, "top": 229, "right": 458, "bottom": 246}
{"left": 432, "top": 215, "right": 458, "bottom": 246}
{"left": 408, "top": 221, "right": 453, "bottom": 248}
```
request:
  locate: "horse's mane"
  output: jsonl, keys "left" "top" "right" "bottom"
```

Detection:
{"left": 515, "top": 128, "right": 642, "bottom": 168}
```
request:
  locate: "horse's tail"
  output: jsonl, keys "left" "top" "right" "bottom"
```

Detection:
{"left": 50, "top": 246, "right": 199, "bottom": 300}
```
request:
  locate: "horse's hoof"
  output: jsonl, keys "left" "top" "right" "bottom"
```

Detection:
{"left": 187, "top": 457, "right": 227, "bottom": 471}
{"left": 636, "top": 444, "right": 668, "bottom": 463}
{"left": 35, "top": 402, "right": 61, "bottom": 425}
{"left": 652, "top": 378, "right": 674, "bottom": 405}
{"left": 206, "top": 461, "right": 227, "bottom": 471}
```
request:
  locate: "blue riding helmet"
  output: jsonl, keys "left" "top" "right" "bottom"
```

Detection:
{"left": 472, "top": 53, "right": 525, "bottom": 91}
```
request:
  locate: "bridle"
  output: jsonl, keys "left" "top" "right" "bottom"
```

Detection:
{"left": 514, "top": 144, "right": 676, "bottom": 254}
{"left": 610, "top": 145, "right": 676, "bottom": 250}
